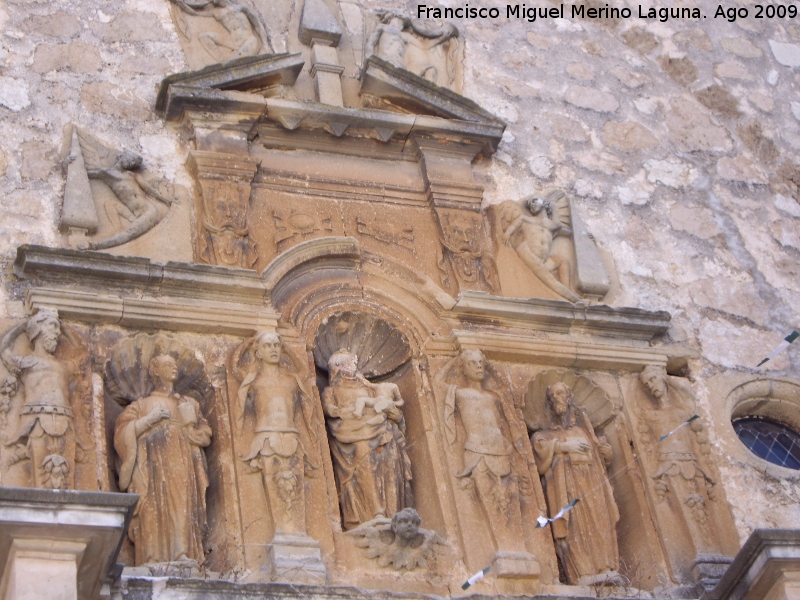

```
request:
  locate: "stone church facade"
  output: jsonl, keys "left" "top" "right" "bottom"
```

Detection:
{"left": 0, "top": 0, "right": 798, "bottom": 598}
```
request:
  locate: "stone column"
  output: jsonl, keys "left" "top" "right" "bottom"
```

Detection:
{"left": 0, "top": 487, "right": 137, "bottom": 600}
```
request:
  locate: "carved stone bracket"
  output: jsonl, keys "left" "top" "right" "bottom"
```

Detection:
{"left": 188, "top": 151, "right": 261, "bottom": 269}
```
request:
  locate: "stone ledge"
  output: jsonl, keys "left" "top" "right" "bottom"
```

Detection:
{"left": 452, "top": 291, "right": 671, "bottom": 341}
{"left": 702, "top": 529, "right": 800, "bottom": 600}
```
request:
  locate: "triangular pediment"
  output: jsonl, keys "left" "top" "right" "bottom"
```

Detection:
{"left": 155, "top": 52, "right": 304, "bottom": 114}
{"left": 360, "top": 57, "right": 504, "bottom": 125}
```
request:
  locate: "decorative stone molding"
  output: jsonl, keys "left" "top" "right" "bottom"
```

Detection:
{"left": 0, "top": 487, "right": 137, "bottom": 600}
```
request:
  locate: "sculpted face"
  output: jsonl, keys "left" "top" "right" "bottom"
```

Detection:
{"left": 38, "top": 318, "right": 61, "bottom": 354}
{"left": 641, "top": 369, "right": 668, "bottom": 400}
{"left": 256, "top": 333, "right": 282, "bottom": 365}
{"left": 207, "top": 189, "right": 246, "bottom": 230}
{"left": 391, "top": 509, "right": 421, "bottom": 541}
{"left": 547, "top": 382, "right": 570, "bottom": 416}
{"left": 461, "top": 350, "right": 485, "bottom": 383}
{"left": 328, "top": 351, "right": 359, "bottom": 381}
{"left": 151, "top": 355, "right": 178, "bottom": 385}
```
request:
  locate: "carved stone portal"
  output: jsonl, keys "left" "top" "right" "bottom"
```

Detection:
{"left": 105, "top": 334, "right": 213, "bottom": 567}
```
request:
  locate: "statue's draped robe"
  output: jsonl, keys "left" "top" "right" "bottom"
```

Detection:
{"left": 325, "top": 384, "right": 412, "bottom": 530}
{"left": 532, "top": 413, "right": 619, "bottom": 583}
{"left": 114, "top": 394, "right": 211, "bottom": 565}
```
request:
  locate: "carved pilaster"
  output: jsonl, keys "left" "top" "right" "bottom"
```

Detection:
{"left": 187, "top": 151, "right": 261, "bottom": 269}
{"left": 416, "top": 139, "right": 499, "bottom": 296}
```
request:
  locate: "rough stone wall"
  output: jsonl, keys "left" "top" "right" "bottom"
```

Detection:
{"left": 1, "top": 0, "right": 799, "bottom": 546}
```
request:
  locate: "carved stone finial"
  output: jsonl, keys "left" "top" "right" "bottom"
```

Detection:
{"left": 299, "top": 0, "right": 342, "bottom": 46}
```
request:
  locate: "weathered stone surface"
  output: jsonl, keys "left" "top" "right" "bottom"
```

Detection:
{"left": 622, "top": 27, "right": 660, "bottom": 54}
{"left": 609, "top": 66, "right": 646, "bottom": 88}
{"left": 91, "top": 11, "right": 167, "bottom": 42}
{"left": 22, "top": 11, "right": 82, "bottom": 37}
{"left": 528, "top": 156, "right": 553, "bottom": 179}
{"left": 659, "top": 55, "right": 698, "bottom": 86}
{"left": 566, "top": 61, "right": 594, "bottom": 80}
{"left": 770, "top": 220, "right": 800, "bottom": 251}
{"left": 578, "top": 151, "right": 626, "bottom": 174}
{"left": 32, "top": 41, "right": 102, "bottom": 73}
{"left": 645, "top": 157, "right": 700, "bottom": 188}
{"left": 0, "top": 148, "right": 7, "bottom": 177}
{"left": 748, "top": 92, "right": 774, "bottom": 113}
{"left": 721, "top": 37, "right": 763, "bottom": 59}
{"left": 667, "top": 97, "right": 733, "bottom": 152}
{"left": 695, "top": 85, "right": 740, "bottom": 118}
{"left": 603, "top": 120, "right": 657, "bottom": 151}
{"left": 674, "top": 28, "right": 713, "bottom": 51}
{"left": 20, "top": 140, "right": 54, "bottom": 180}
{"left": 670, "top": 204, "right": 721, "bottom": 239}
{"left": 737, "top": 121, "right": 779, "bottom": 163}
{"left": 550, "top": 114, "right": 588, "bottom": 142}
{"left": 717, "top": 156, "right": 768, "bottom": 184}
{"left": 714, "top": 60, "right": 754, "bottom": 81}
{"left": 565, "top": 85, "right": 618, "bottom": 112}
{"left": 79, "top": 81, "right": 150, "bottom": 121}
{"left": 0, "top": 77, "right": 30, "bottom": 111}
{"left": 769, "top": 39, "right": 800, "bottom": 67}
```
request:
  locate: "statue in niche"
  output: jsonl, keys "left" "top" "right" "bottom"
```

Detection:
{"left": 198, "top": 181, "right": 258, "bottom": 268}
{"left": 322, "top": 349, "right": 413, "bottom": 530}
{"left": 366, "top": 11, "right": 459, "bottom": 89}
{"left": 499, "top": 190, "right": 581, "bottom": 303}
{"left": 347, "top": 508, "right": 447, "bottom": 571}
{"left": 169, "top": 0, "right": 271, "bottom": 63}
{"left": 434, "top": 349, "right": 534, "bottom": 558}
{"left": 231, "top": 331, "right": 318, "bottom": 537}
{"left": 62, "top": 127, "right": 177, "bottom": 251}
{"left": 531, "top": 382, "right": 621, "bottom": 586}
{"left": 437, "top": 210, "right": 498, "bottom": 295}
{"left": 106, "top": 335, "right": 213, "bottom": 567}
{"left": 637, "top": 365, "right": 718, "bottom": 547}
{"left": 0, "top": 309, "right": 77, "bottom": 490}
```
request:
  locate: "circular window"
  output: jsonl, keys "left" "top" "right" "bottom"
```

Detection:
{"left": 733, "top": 416, "right": 800, "bottom": 470}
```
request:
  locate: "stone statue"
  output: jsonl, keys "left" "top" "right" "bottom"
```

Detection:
{"left": 531, "top": 382, "right": 620, "bottom": 586}
{"left": 366, "top": 11, "right": 459, "bottom": 89}
{"left": 435, "top": 349, "right": 534, "bottom": 559}
{"left": 0, "top": 309, "right": 76, "bottom": 490}
{"left": 232, "top": 331, "right": 317, "bottom": 536}
{"left": 169, "top": 0, "right": 270, "bottom": 63}
{"left": 499, "top": 190, "right": 581, "bottom": 303}
{"left": 322, "top": 350, "right": 413, "bottom": 530}
{"left": 637, "top": 365, "right": 718, "bottom": 549}
{"left": 347, "top": 508, "right": 446, "bottom": 571}
{"left": 112, "top": 351, "right": 212, "bottom": 566}
{"left": 64, "top": 127, "right": 176, "bottom": 251}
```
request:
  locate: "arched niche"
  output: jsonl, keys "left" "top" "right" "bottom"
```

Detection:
{"left": 263, "top": 239, "right": 449, "bottom": 538}
{"left": 524, "top": 369, "right": 660, "bottom": 590}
